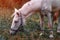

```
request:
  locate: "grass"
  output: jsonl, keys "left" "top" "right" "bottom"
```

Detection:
{"left": 0, "top": 8, "right": 60, "bottom": 40}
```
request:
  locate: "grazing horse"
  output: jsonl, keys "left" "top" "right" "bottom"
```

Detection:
{"left": 10, "top": 0, "right": 60, "bottom": 38}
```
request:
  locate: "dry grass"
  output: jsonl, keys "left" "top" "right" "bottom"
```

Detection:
{"left": 0, "top": 0, "right": 29, "bottom": 9}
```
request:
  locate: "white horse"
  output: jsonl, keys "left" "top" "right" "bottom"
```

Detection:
{"left": 10, "top": 0, "right": 60, "bottom": 38}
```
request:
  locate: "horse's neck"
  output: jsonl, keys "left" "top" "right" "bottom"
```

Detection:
{"left": 19, "top": 8, "right": 30, "bottom": 16}
{"left": 18, "top": 1, "right": 33, "bottom": 18}
{"left": 19, "top": 0, "right": 42, "bottom": 14}
{"left": 18, "top": 8, "right": 31, "bottom": 19}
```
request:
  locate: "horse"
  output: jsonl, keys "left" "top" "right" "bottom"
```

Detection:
{"left": 10, "top": 0, "right": 60, "bottom": 38}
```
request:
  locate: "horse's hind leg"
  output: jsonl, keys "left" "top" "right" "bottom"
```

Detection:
{"left": 53, "top": 11, "right": 59, "bottom": 24}
{"left": 39, "top": 11, "right": 44, "bottom": 36}
{"left": 57, "top": 10, "right": 60, "bottom": 33}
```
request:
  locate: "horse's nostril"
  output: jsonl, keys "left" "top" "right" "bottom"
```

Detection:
{"left": 14, "top": 21, "right": 18, "bottom": 23}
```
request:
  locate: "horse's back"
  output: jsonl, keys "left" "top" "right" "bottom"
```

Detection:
{"left": 52, "top": 0, "right": 60, "bottom": 9}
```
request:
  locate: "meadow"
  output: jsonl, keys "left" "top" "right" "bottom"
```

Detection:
{"left": 0, "top": 8, "right": 60, "bottom": 40}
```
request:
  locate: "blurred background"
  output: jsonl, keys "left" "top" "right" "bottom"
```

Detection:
{"left": 0, "top": 0, "right": 29, "bottom": 8}
{"left": 0, "top": 0, "right": 29, "bottom": 18}
{"left": 0, "top": 0, "right": 60, "bottom": 40}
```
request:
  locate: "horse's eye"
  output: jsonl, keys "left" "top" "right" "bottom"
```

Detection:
{"left": 16, "top": 13, "right": 19, "bottom": 16}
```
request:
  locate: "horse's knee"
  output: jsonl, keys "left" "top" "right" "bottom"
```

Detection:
{"left": 48, "top": 23, "right": 52, "bottom": 29}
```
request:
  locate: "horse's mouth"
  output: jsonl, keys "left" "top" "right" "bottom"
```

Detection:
{"left": 10, "top": 29, "right": 18, "bottom": 35}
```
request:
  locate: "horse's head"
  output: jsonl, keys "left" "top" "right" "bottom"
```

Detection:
{"left": 10, "top": 8, "right": 25, "bottom": 35}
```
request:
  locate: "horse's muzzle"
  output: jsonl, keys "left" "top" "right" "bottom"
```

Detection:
{"left": 10, "top": 29, "right": 18, "bottom": 35}
{"left": 10, "top": 31, "right": 16, "bottom": 35}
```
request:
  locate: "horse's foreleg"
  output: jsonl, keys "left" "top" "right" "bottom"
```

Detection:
{"left": 40, "top": 14, "right": 44, "bottom": 31}
{"left": 47, "top": 13, "right": 52, "bottom": 30}
{"left": 39, "top": 12, "right": 44, "bottom": 36}
{"left": 47, "top": 12, "right": 53, "bottom": 38}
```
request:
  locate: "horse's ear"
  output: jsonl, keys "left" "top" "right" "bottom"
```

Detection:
{"left": 14, "top": 8, "right": 18, "bottom": 12}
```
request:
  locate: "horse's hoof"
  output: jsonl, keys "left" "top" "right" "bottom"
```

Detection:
{"left": 49, "top": 34, "right": 54, "bottom": 38}
{"left": 39, "top": 33, "right": 44, "bottom": 36}
{"left": 57, "top": 30, "right": 60, "bottom": 35}
{"left": 57, "top": 30, "right": 60, "bottom": 33}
